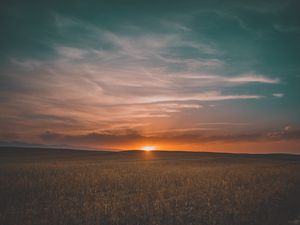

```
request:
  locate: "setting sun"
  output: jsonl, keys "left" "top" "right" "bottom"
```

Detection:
{"left": 142, "top": 146, "right": 156, "bottom": 151}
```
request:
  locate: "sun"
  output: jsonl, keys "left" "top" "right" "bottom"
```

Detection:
{"left": 142, "top": 146, "right": 156, "bottom": 151}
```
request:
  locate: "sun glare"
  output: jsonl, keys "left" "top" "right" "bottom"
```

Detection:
{"left": 142, "top": 146, "right": 156, "bottom": 151}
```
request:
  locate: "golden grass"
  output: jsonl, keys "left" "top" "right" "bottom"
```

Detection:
{"left": 0, "top": 149, "right": 300, "bottom": 225}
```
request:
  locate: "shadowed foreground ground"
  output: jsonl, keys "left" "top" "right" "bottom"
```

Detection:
{"left": 1, "top": 147, "right": 300, "bottom": 225}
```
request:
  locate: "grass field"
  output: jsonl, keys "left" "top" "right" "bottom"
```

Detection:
{"left": 1, "top": 147, "right": 300, "bottom": 225}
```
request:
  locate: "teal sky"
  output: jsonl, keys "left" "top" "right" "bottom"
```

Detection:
{"left": 1, "top": 0, "right": 300, "bottom": 152}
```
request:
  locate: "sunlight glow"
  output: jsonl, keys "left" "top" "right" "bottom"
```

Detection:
{"left": 142, "top": 146, "right": 156, "bottom": 151}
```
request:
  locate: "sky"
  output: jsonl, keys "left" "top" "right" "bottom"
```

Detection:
{"left": 0, "top": 0, "right": 300, "bottom": 153}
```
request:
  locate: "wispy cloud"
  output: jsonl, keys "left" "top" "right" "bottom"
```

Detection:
{"left": 0, "top": 14, "right": 284, "bottom": 148}
{"left": 169, "top": 73, "right": 280, "bottom": 85}
{"left": 227, "top": 74, "right": 280, "bottom": 84}
{"left": 197, "top": 122, "right": 250, "bottom": 126}
{"left": 36, "top": 126, "right": 300, "bottom": 150}
{"left": 272, "top": 93, "right": 284, "bottom": 98}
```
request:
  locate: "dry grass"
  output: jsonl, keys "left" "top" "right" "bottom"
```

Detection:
{"left": 0, "top": 148, "right": 300, "bottom": 225}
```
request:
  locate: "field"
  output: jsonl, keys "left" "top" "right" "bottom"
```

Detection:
{"left": 1, "top": 147, "right": 300, "bottom": 225}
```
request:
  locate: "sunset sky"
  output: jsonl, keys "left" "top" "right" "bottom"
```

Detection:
{"left": 1, "top": 0, "right": 300, "bottom": 153}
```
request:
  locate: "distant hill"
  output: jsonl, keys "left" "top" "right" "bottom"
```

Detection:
{"left": 1, "top": 146, "right": 299, "bottom": 163}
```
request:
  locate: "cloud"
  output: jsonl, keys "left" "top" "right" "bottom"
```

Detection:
{"left": 133, "top": 91, "right": 262, "bottom": 104}
{"left": 0, "top": 14, "right": 282, "bottom": 146}
{"left": 197, "top": 122, "right": 250, "bottom": 126}
{"left": 169, "top": 73, "right": 280, "bottom": 86}
{"left": 266, "top": 128, "right": 300, "bottom": 140}
{"left": 160, "top": 20, "right": 192, "bottom": 32}
{"left": 272, "top": 93, "right": 284, "bottom": 98}
{"left": 55, "top": 46, "right": 88, "bottom": 60}
{"left": 284, "top": 125, "right": 292, "bottom": 131}
{"left": 228, "top": 74, "right": 280, "bottom": 84}
{"left": 38, "top": 126, "right": 300, "bottom": 149}
{"left": 40, "top": 130, "right": 142, "bottom": 148}
{"left": 273, "top": 24, "right": 300, "bottom": 33}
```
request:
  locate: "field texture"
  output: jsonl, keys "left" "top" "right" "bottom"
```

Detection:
{"left": 1, "top": 148, "right": 300, "bottom": 225}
